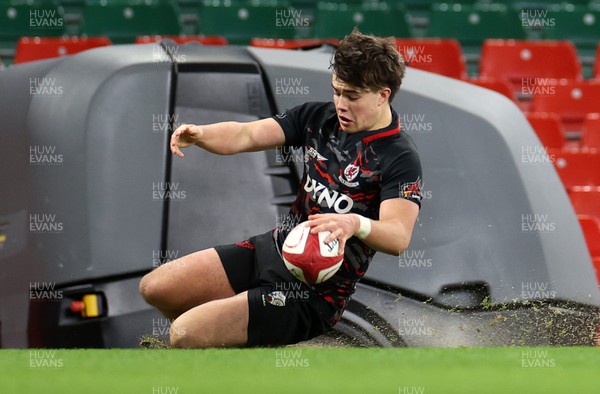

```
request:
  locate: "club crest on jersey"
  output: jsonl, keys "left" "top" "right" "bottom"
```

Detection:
{"left": 263, "top": 291, "right": 286, "bottom": 307}
{"left": 305, "top": 146, "right": 328, "bottom": 162}
{"left": 339, "top": 163, "right": 360, "bottom": 187}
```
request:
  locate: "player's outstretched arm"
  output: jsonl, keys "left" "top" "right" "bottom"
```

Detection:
{"left": 170, "top": 118, "right": 285, "bottom": 157}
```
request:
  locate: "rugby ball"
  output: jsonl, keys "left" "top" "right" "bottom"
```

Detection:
{"left": 282, "top": 222, "right": 344, "bottom": 285}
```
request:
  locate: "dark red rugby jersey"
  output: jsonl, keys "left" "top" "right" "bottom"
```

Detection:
{"left": 273, "top": 101, "right": 422, "bottom": 320}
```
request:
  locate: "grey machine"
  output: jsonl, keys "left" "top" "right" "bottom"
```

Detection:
{"left": 0, "top": 43, "right": 598, "bottom": 348}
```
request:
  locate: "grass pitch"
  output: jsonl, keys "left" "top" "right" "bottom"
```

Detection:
{"left": 1, "top": 347, "right": 599, "bottom": 394}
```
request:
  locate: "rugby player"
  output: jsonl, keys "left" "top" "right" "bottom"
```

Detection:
{"left": 139, "top": 29, "right": 423, "bottom": 348}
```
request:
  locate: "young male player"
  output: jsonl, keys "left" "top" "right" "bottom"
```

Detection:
{"left": 139, "top": 29, "right": 423, "bottom": 348}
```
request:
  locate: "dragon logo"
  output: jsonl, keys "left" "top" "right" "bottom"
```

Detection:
{"left": 344, "top": 164, "right": 360, "bottom": 182}
{"left": 400, "top": 178, "right": 423, "bottom": 202}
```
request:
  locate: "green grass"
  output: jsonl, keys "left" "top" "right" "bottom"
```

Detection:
{"left": 1, "top": 347, "right": 599, "bottom": 394}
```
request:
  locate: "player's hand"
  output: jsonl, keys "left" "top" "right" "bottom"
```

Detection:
{"left": 307, "top": 213, "right": 360, "bottom": 256}
{"left": 170, "top": 124, "right": 203, "bottom": 158}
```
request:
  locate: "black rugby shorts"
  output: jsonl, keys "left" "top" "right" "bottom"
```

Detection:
{"left": 215, "top": 230, "right": 337, "bottom": 346}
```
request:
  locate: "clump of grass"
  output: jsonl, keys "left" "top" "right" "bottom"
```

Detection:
{"left": 139, "top": 335, "right": 171, "bottom": 349}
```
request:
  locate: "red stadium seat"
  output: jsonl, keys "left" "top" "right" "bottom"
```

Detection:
{"left": 13, "top": 36, "right": 112, "bottom": 64}
{"left": 250, "top": 38, "right": 339, "bottom": 49}
{"left": 135, "top": 35, "right": 228, "bottom": 45}
{"left": 551, "top": 150, "right": 600, "bottom": 189}
{"left": 571, "top": 187, "right": 600, "bottom": 222}
{"left": 577, "top": 215, "right": 600, "bottom": 283}
{"left": 582, "top": 113, "right": 600, "bottom": 149}
{"left": 467, "top": 78, "right": 518, "bottom": 103}
{"left": 479, "top": 40, "right": 582, "bottom": 94}
{"left": 531, "top": 80, "right": 600, "bottom": 132}
{"left": 526, "top": 112, "right": 566, "bottom": 150}
{"left": 395, "top": 38, "right": 468, "bottom": 80}
{"left": 595, "top": 43, "right": 600, "bottom": 79}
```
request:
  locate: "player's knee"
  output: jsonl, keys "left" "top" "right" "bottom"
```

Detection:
{"left": 139, "top": 273, "right": 165, "bottom": 306}
{"left": 169, "top": 319, "right": 199, "bottom": 349}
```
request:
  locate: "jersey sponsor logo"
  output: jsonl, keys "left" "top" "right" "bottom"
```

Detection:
{"left": 339, "top": 163, "right": 360, "bottom": 187}
{"left": 400, "top": 178, "right": 423, "bottom": 202}
{"left": 304, "top": 173, "right": 354, "bottom": 214}
{"left": 275, "top": 110, "right": 287, "bottom": 119}
{"left": 305, "top": 146, "right": 328, "bottom": 161}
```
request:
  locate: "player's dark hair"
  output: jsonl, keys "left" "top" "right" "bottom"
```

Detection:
{"left": 331, "top": 28, "right": 406, "bottom": 102}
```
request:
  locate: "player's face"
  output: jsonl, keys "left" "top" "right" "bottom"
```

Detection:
{"left": 332, "top": 74, "right": 390, "bottom": 133}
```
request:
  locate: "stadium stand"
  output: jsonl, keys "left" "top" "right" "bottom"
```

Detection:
{"left": 551, "top": 150, "right": 600, "bottom": 190}
{"left": 395, "top": 38, "right": 468, "bottom": 80}
{"left": 530, "top": 79, "right": 600, "bottom": 132}
{"left": 581, "top": 113, "right": 600, "bottom": 149}
{"left": 427, "top": 4, "right": 526, "bottom": 48}
{"left": 595, "top": 43, "right": 600, "bottom": 79}
{"left": 403, "top": 0, "right": 472, "bottom": 13}
{"left": 250, "top": 38, "right": 339, "bottom": 49}
{"left": 543, "top": 5, "right": 600, "bottom": 53}
{"left": 135, "top": 35, "right": 228, "bottom": 45}
{"left": 197, "top": 1, "right": 296, "bottom": 45}
{"left": 14, "top": 36, "right": 112, "bottom": 64}
{"left": 0, "top": 4, "right": 65, "bottom": 41}
{"left": 0, "top": 4, "right": 65, "bottom": 59}
{"left": 466, "top": 78, "right": 518, "bottom": 103}
{"left": 80, "top": 3, "right": 180, "bottom": 43}
{"left": 526, "top": 112, "right": 567, "bottom": 150}
{"left": 312, "top": 2, "right": 411, "bottom": 39}
{"left": 577, "top": 215, "right": 600, "bottom": 282}
{"left": 571, "top": 188, "right": 600, "bottom": 223}
{"left": 478, "top": 39, "right": 583, "bottom": 96}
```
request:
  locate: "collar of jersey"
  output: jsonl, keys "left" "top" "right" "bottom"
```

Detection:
{"left": 336, "top": 106, "right": 401, "bottom": 144}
